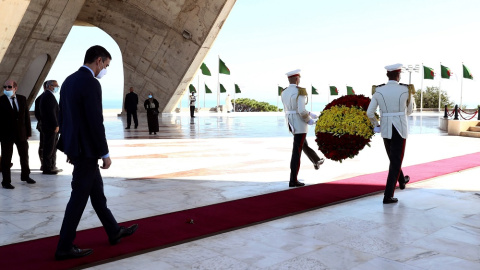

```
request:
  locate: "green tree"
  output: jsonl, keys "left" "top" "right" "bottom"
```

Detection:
{"left": 232, "top": 98, "right": 282, "bottom": 112}
{"left": 414, "top": 86, "right": 454, "bottom": 108}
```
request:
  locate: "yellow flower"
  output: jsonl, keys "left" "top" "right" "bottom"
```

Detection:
{"left": 315, "top": 105, "right": 374, "bottom": 139}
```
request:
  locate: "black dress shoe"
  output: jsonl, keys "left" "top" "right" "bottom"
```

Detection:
{"left": 383, "top": 197, "right": 398, "bottom": 204}
{"left": 55, "top": 245, "right": 93, "bottom": 261}
{"left": 2, "top": 183, "right": 15, "bottom": 189}
{"left": 125, "top": 127, "right": 130, "bottom": 129}
{"left": 21, "top": 178, "right": 36, "bottom": 184}
{"left": 134, "top": 125, "right": 138, "bottom": 129}
{"left": 109, "top": 224, "right": 138, "bottom": 245}
{"left": 399, "top": 175, "right": 410, "bottom": 190}
{"left": 42, "top": 170, "right": 58, "bottom": 175}
{"left": 289, "top": 181, "right": 305, "bottom": 187}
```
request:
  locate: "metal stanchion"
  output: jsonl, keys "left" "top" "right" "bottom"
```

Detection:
{"left": 444, "top": 105, "right": 448, "bottom": 119}
{"left": 454, "top": 105, "right": 459, "bottom": 120}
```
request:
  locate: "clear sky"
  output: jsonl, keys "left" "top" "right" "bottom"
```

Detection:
{"left": 45, "top": 0, "right": 480, "bottom": 111}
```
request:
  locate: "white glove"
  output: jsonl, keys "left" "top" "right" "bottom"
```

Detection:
{"left": 307, "top": 119, "right": 316, "bottom": 125}
{"left": 373, "top": 126, "right": 381, "bottom": 133}
{"left": 309, "top": 112, "right": 318, "bottom": 119}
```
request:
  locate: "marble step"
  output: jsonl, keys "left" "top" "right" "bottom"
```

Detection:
{"left": 460, "top": 131, "right": 480, "bottom": 138}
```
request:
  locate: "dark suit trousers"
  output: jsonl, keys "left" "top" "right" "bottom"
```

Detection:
{"left": 38, "top": 131, "right": 44, "bottom": 167}
{"left": 126, "top": 110, "right": 138, "bottom": 128}
{"left": 290, "top": 133, "right": 320, "bottom": 183}
{"left": 41, "top": 130, "right": 58, "bottom": 171}
{"left": 190, "top": 106, "right": 195, "bottom": 117}
{"left": 57, "top": 157, "right": 119, "bottom": 251}
{"left": 1, "top": 140, "right": 30, "bottom": 183}
{"left": 383, "top": 126, "right": 407, "bottom": 197}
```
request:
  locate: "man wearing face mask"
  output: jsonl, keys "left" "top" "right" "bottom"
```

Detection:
{"left": 38, "top": 80, "right": 62, "bottom": 175}
{"left": 0, "top": 79, "right": 35, "bottom": 189}
{"left": 55, "top": 45, "right": 138, "bottom": 261}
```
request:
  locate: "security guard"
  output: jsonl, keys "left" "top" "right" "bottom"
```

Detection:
{"left": 281, "top": 69, "right": 324, "bottom": 187}
{"left": 367, "top": 63, "right": 414, "bottom": 204}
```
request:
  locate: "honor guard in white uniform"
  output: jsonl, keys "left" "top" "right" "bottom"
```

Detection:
{"left": 367, "top": 63, "right": 414, "bottom": 204}
{"left": 281, "top": 69, "right": 324, "bottom": 187}
{"left": 189, "top": 93, "right": 196, "bottom": 118}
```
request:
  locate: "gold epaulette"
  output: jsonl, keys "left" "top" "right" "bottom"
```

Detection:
{"left": 400, "top": 83, "right": 416, "bottom": 95}
{"left": 297, "top": 86, "right": 307, "bottom": 96}
{"left": 371, "top": 84, "right": 385, "bottom": 95}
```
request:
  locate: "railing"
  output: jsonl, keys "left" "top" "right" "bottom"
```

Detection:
{"left": 444, "top": 105, "right": 479, "bottom": 120}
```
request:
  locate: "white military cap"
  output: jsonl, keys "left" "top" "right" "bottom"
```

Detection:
{"left": 286, "top": 69, "right": 301, "bottom": 78}
{"left": 385, "top": 63, "right": 403, "bottom": 72}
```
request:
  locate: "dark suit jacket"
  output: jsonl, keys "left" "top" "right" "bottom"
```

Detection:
{"left": 39, "top": 90, "right": 59, "bottom": 132}
{"left": 34, "top": 92, "right": 44, "bottom": 131}
{"left": 0, "top": 94, "right": 32, "bottom": 142}
{"left": 124, "top": 92, "right": 138, "bottom": 111}
{"left": 59, "top": 67, "right": 108, "bottom": 158}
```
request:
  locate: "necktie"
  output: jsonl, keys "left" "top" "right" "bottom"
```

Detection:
{"left": 11, "top": 96, "right": 18, "bottom": 113}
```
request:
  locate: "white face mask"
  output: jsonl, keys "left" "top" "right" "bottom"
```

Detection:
{"left": 96, "top": 60, "right": 107, "bottom": 79}
{"left": 53, "top": 87, "right": 60, "bottom": 93}
{"left": 3, "top": 89, "right": 14, "bottom": 97}
{"left": 148, "top": 95, "right": 152, "bottom": 98}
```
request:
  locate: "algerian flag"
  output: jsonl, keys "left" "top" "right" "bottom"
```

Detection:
{"left": 329, "top": 86, "right": 338, "bottom": 95}
{"left": 235, "top": 84, "right": 241, "bottom": 94}
{"left": 463, "top": 64, "right": 473, "bottom": 79}
{"left": 219, "top": 58, "right": 230, "bottom": 75}
{"left": 189, "top": 84, "right": 196, "bottom": 93}
{"left": 220, "top": 83, "right": 227, "bottom": 93}
{"left": 205, "top": 83, "right": 212, "bottom": 93}
{"left": 423, "top": 66, "right": 435, "bottom": 80}
{"left": 441, "top": 65, "right": 452, "bottom": 79}
{"left": 312, "top": 86, "right": 319, "bottom": 95}
{"left": 347, "top": 86, "right": 355, "bottom": 95}
{"left": 278, "top": 86, "right": 284, "bottom": 96}
{"left": 200, "top": 63, "right": 211, "bottom": 76}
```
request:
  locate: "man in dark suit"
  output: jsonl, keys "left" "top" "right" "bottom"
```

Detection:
{"left": 38, "top": 80, "right": 62, "bottom": 174}
{"left": 55, "top": 45, "right": 138, "bottom": 261}
{"left": 0, "top": 79, "right": 36, "bottom": 189}
{"left": 124, "top": 86, "right": 138, "bottom": 129}
{"left": 34, "top": 81, "right": 47, "bottom": 170}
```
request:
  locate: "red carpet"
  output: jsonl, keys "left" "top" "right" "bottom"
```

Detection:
{"left": 2, "top": 152, "right": 480, "bottom": 269}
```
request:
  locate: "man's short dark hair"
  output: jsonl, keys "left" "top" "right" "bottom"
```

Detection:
{"left": 386, "top": 70, "right": 401, "bottom": 80}
{"left": 83, "top": 45, "right": 112, "bottom": 64}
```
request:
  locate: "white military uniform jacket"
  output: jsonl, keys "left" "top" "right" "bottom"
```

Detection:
{"left": 367, "top": 80, "right": 413, "bottom": 139}
{"left": 189, "top": 95, "right": 196, "bottom": 106}
{"left": 281, "top": 84, "right": 313, "bottom": 134}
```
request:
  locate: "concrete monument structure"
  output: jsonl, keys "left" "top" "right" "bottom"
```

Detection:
{"left": 0, "top": 0, "right": 236, "bottom": 112}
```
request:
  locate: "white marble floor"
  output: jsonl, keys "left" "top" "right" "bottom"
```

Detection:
{"left": 1, "top": 113, "right": 480, "bottom": 269}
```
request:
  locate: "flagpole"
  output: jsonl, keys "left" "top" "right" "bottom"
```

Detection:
{"left": 438, "top": 62, "right": 441, "bottom": 112}
{"left": 460, "top": 62, "right": 464, "bottom": 108}
{"left": 420, "top": 63, "right": 424, "bottom": 112}
{"left": 310, "top": 84, "right": 313, "bottom": 112}
{"left": 197, "top": 74, "right": 200, "bottom": 110}
{"left": 277, "top": 84, "right": 279, "bottom": 112}
{"left": 217, "top": 55, "right": 220, "bottom": 112}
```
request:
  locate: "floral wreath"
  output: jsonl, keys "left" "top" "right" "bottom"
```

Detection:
{"left": 315, "top": 95, "right": 375, "bottom": 162}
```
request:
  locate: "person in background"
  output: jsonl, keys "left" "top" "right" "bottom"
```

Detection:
{"left": 34, "top": 82, "right": 46, "bottom": 170}
{"left": 124, "top": 86, "right": 138, "bottom": 129}
{"left": 144, "top": 93, "right": 159, "bottom": 135}
{"left": 55, "top": 45, "right": 138, "bottom": 260}
{"left": 0, "top": 79, "right": 35, "bottom": 189}
{"left": 367, "top": 63, "right": 413, "bottom": 204}
{"left": 38, "top": 80, "right": 62, "bottom": 175}
{"left": 281, "top": 69, "right": 324, "bottom": 188}
{"left": 189, "top": 92, "right": 196, "bottom": 118}
{"left": 225, "top": 94, "right": 233, "bottom": 113}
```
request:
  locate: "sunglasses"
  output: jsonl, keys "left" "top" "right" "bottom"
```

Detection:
{"left": 3, "top": 85, "right": 14, "bottom": 89}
